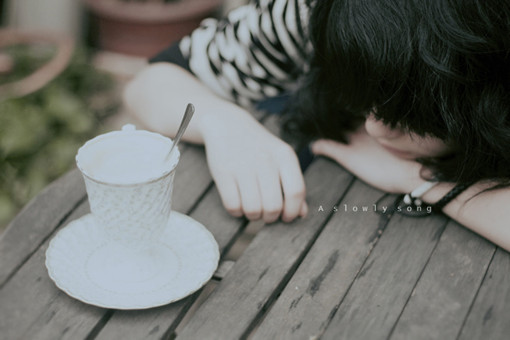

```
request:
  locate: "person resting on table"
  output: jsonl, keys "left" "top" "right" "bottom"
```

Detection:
{"left": 124, "top": 0, "right": 510, "bottom": 251}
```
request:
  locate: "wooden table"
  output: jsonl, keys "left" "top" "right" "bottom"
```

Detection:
{"left": 1, "top": 116, "right": 510, "bottom": 340}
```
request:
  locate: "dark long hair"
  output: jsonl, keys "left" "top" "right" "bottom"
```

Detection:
{"left": 282, "top": 0, "right": 510, "bottom": 186}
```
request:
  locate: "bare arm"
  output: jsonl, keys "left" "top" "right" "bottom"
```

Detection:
{"left": 123, "top": 62, "right": 251, "bottom": 144}
{"left": 123, "top": 62, "right": 308, "bottom": 223}
{"left": 312, "top": 133, "right": 510, "bottom": 252}
{"left": 422, "top": 182, "right": 510, "bottom": 251}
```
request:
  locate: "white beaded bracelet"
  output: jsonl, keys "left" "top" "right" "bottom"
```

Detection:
{"left": 403, "top": 181, "right": 438, "bottom": 206}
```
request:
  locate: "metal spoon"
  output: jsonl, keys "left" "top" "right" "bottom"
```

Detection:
{"left": 165, "top": 103, "right": 195, "bottom": 162}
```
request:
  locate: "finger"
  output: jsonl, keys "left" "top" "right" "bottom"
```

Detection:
{"left": 214, "top": 174, "right": 243, "bottom": 217}
{"left": 257, "top": 168, "right": 284, "bottom": 224}
{"left": 237, "top": 175, "right": 263, "bottom": 221}
{"left": 278, "top": 152, "right": 306, "bottom": 223}
{"left": 311, "top": 139, "right": 347, "bottom": 158}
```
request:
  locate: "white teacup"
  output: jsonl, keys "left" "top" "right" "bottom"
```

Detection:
{"left": 76, "top": 124, "right": 180, "bottom": 250}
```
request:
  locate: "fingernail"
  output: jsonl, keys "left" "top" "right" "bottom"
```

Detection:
{"left": 300, "top": 202, "right": 309, "bottom": 217}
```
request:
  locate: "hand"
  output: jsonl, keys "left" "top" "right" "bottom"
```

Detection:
{"left": 200, "top": 109, "right": 308, "bottom": 223}
{"left": 311, "top": 126, "right": 426, "bottom": 194}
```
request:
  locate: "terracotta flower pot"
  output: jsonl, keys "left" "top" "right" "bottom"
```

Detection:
{"left": 84, "top": 0, "right": 223, "bottom": 57}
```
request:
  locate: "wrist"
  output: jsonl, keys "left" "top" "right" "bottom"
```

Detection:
{"left": 197, "top": 103, "right": 253, "bottom": 141}
{"left": 395, "top": 181, "right": 457, "bottom": 217}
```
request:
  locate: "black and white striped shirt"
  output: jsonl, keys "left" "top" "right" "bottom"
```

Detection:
{"left": 151, "top": 0, "right": 313, "bottom": 107}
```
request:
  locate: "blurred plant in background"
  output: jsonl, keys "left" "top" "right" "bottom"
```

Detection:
{"left": 0, "top": 44, "right": 117, "bottom": 230}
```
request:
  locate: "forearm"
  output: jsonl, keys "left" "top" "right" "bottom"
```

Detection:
{"left": 422, "top": 182, "right": 510, "bottom": 251}
{"left": 310, "top": 132, "right": 510, "bottom": 251}
{"left": 123, "top": 62, "right": 255, "bottom": 144}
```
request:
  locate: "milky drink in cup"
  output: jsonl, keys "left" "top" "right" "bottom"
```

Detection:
{"left": 76, "top": 124, "right": 180, "bottom": 249}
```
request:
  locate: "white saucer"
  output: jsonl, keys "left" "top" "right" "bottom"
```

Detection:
{"left": 45, "top": 211, "right": 219, "bottom": 310}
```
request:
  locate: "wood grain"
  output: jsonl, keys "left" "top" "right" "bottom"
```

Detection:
{"left": 320, "top": 211, "right": 449, "bottom": 340}
{"left": 389, "top": 221, "right": 495, "bottom": 340}
{"left": 176, "top": 158, "right": 354, "bottom": 340}
{"left": 457, "top": 248, "right": 510, "bottom": 340}
{"left": 252, "top": 180, "right": 388, "bottom": 340}
{"left": 0, "top": 169, "right": 86, "bottom": 286}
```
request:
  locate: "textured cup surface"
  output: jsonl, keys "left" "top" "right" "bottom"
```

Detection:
{"left": 76, "top": 125, "right": 179, "bottom": 249}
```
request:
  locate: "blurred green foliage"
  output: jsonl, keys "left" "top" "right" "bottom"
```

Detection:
{"left": 0, "top": 45, "right": 117, "bottom": 230}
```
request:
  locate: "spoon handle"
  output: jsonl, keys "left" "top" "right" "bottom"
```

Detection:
{"left": 165, "top": 103, "right": 195, "bottom": 162}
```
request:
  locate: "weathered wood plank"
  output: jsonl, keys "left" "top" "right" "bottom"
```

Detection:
{"left": 0, "top": 200, "right": 107, "bottom": 340}
{"left": 389, "top": 221, "right": 495, "bottom": 340}
{"left": 251, "top": 180, "right": 387, "bottom": 340}
{"left": 213, "top": 260, "right": 236, "bottom": 280}
{"left": 0, "top": 169, "right": 86, "bottom": 286}
{"left": 94, "top": 187, "right": 247, "bottom": 340}
{"left": 320, "top": 210, "right": 449, "bottom": 340}
{"left": 176, "top": 158, "right": 354, "bottom": 340}
{"left": 92, "top": 300, "right": 194, "bottom": 340}
{"left": 457, "top": 248, "right": 510, "bottom": 340}
{"left": 171, "top": 145, "right": 212, "bottom": 214}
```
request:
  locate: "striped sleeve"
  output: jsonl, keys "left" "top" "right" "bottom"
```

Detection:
{"left": 178, "top": 0, "right": 313, "bottom": 107}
